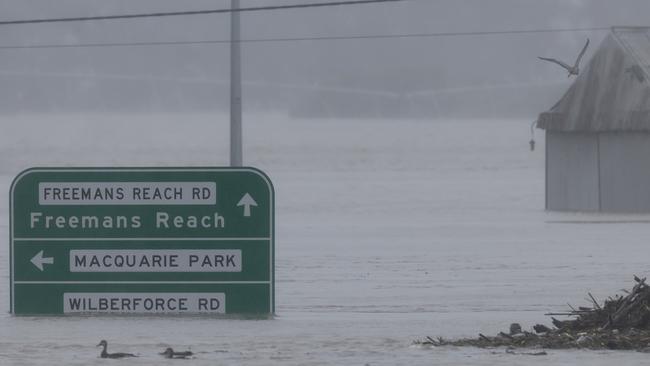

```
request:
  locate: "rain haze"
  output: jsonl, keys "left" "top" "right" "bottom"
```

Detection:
{"left": 2, "top": 0, "right": 649, "bottom": 116}
{"left": 2, "top": 0, "right": 650, "bottom": 364}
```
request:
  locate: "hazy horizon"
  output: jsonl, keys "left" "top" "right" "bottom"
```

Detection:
{"left": 1, "top": 0, "right": 649, "bottom": 116}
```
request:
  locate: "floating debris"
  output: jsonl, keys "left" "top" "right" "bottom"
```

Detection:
{"left": 419, "top": 276, "right": 650, "bottom": 351}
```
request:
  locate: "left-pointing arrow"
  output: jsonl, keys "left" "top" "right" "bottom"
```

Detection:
{"left": 31, "top": 250, "right": 54, "bottom": 271}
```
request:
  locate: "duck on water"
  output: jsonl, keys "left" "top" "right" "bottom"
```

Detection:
{"left": 97, "top": 340, "right": 137, "bottom": 359}
{"left": 160, "top": 347, "right": 193, "bottom": 359}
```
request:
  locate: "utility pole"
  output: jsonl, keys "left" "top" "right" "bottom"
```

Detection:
{"left": 230, "top": 0, "right": 243, "bottom": 166}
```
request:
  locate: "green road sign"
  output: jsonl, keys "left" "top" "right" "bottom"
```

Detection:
{"left": 10, "top": 167, "right": 274, "bottom": 315}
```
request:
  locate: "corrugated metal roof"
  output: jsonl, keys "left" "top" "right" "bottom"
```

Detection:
{"left": 538, "top": 27, "right": 650, "bottom": 132}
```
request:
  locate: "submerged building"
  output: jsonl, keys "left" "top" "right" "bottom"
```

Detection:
{"left": 538, "top": 27, "right": 650, "bottom": 212}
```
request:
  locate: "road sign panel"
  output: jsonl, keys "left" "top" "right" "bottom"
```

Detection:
{"left": 10, "top": 167, "right": 274, "bottom": 315}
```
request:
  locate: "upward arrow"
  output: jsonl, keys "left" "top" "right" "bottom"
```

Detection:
{"left": 31, "top": 250, "right": 54, "bottom": 271}
{"left": 237, "top": 193, "right": 258, "bottom": 217}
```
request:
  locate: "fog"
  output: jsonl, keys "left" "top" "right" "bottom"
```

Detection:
{"left": 5, "top": 2, "right": 650, "bottom": 364}
{"left": 1, "top": 0, "right": 649, "bottom": 116}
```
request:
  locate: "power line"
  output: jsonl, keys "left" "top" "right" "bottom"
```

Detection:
{"left": 0, "top": 27, "right": 611, "bottom": 50}
{"left": 0, "top": 0, "right": 407, "bottom": 26}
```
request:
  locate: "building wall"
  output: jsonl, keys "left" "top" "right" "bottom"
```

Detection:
{"left": 599, "top": 132, "right": 650, "bottom": 212}
{"left": 546, "top": 131, "right": 650, "bottom": 212}
{"left": 546, "top": 131, "right": 600, "bottom": 211}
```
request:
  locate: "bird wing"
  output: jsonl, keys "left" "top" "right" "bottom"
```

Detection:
{"left": 626, "top": 65, "right": 646, "bottom": 82}
{"left": 573, "top": 38, "right": 590, "bottom": 68}
{"left": 538, "top": 57, "right": 572, "bottom": 71}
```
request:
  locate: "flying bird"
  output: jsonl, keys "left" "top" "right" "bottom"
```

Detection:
{"left": 625, "top": 64, "right": 646, "bottom": 83}
{"left": 538, "top": 39, "right": 590, "bottom": 77}
{"left": 96, "top": 340, "right": 137, "bottom": 359}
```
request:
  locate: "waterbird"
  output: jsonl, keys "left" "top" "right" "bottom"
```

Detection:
{"left": 538, "top": 39, "right": 590, "bottom": 77}
{"left": 97, "top": 340, "right": 137, "bottom": 359}
{"left": 160, "top": 347, "right": 193, "bottom": 359}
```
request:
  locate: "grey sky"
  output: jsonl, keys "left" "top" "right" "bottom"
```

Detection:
{"left": 1, "top": 0, "right": 649, "bottom": 115}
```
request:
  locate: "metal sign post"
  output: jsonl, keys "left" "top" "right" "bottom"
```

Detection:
{"left": 230, "top": 0, "right": 243, "bottom": 167}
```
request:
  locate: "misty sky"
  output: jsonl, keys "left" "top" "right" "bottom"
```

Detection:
{"left": 1, "top": 0, "right": 650, "bottom": 114}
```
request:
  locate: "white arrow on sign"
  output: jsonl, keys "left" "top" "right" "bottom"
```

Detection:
{"left": 237, "top": 193, "right": 258, "bottom": 217}
{"left": 31, "top": 250, "right": 54, "bottom": 271}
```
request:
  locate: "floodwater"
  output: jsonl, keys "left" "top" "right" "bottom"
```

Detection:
{"left": 0, "top": 114, "right": 649, "bottom": 365}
